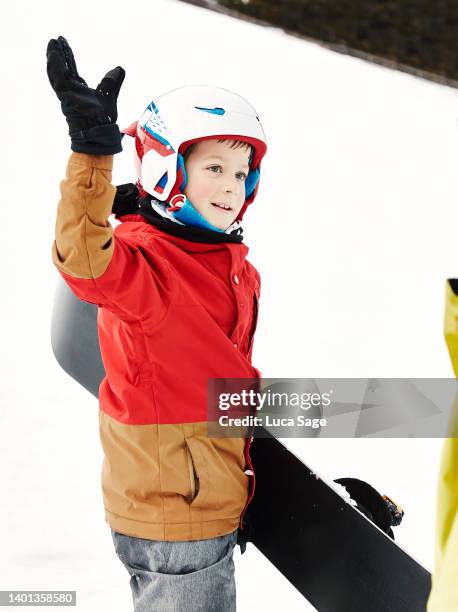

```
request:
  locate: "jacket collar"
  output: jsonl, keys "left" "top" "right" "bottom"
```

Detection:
{"left": 112, "top": 183, "right": 245, "bottom": 245}
{"left": 138, "top": 196, "right": 244, "bottom": 244}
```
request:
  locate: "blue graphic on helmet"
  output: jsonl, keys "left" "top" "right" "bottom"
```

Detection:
{"left": 142, "top": 124, "right": 174, "bottom": 150}
{"left": 147, "top": 100, "right": 160, "bottom": 114}
{"left": 156, "top": 171, "right": 168, "bottom": 190}
{"left": 194, "top": 106, "right": 226, "bottom": 115}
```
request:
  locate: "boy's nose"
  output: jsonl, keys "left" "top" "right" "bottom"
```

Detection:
{"left": 224, "top": 178, "right": 240, "bottom": 194}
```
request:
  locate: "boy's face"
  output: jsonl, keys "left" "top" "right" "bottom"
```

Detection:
{"left": 182, "top": 139, "right": 251, "bottom": 231}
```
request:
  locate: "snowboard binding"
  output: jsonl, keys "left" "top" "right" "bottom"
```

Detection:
{"left": 334, "top": 477, "right": 404, "bottom": 540}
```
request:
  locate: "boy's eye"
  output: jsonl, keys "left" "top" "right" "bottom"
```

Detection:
{"left": 207, "top": 166, "right": 247, "bottom": 181}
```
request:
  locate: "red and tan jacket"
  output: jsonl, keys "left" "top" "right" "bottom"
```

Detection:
{"left": 52, "top": 152, "right": 261, "bottom": 541}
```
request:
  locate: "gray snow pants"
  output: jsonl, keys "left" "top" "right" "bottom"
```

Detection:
{"left": 111, "top": 528, "right": 238, "bottom": 611}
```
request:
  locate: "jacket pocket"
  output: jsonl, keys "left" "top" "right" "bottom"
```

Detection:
{"left": 184, "top": 439, "right": 200, "bottom": 504}
{"left": 184, "top": 436, "right": 248, "bottom": 517}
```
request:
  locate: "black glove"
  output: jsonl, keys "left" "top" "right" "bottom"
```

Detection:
{"left": 46, "top": 36, "right": 125, "bottom": 155}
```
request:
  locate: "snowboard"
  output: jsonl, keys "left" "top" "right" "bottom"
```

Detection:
{"left": 51, "top": 277, "right": 432, "bottom": 611}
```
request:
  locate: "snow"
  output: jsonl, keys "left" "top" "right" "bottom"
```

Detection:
{"left": 325, "top": 479, "right": 359, "bottom": 509}
{"left": 1, "top": 0, "right": 458, "bottom": 610}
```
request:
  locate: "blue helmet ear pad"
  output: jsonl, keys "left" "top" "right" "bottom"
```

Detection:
{"left": 245, "top": 167, "right": 260, "bottom": 199}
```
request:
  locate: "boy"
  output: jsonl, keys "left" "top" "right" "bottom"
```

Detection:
{"left": 46, "top": 36, "right": 267, "bottom": 611}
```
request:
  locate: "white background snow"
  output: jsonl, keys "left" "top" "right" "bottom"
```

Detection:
{"left": 1, "top": 0, "right": 458, "bottom": 610}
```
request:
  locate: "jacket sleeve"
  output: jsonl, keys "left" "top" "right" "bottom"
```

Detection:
{"left": 52, "top": 152, "right": 174, "bottom": 326}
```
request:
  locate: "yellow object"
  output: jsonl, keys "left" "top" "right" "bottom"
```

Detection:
{"left": 427, "top": 280, "right": 458, "bottom": 611}
{"left": 444, "top": 279, "right": 458, "bottom": 379}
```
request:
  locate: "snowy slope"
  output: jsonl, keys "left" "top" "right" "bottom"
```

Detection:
{"left": 1, "top": 0, "right": 458, "bottom": 609}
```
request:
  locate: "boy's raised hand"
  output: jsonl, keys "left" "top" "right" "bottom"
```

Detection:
{"left": 46, "top": 36, "right": 125, "bottom": 155}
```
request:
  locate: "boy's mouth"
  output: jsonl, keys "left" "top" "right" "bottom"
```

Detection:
{"left": 211, "top": 202, "right": 232, "bottom": 211}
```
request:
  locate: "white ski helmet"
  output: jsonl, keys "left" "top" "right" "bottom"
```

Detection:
{"left": 121, "top": 85, "right": 267, "bottom": 222}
